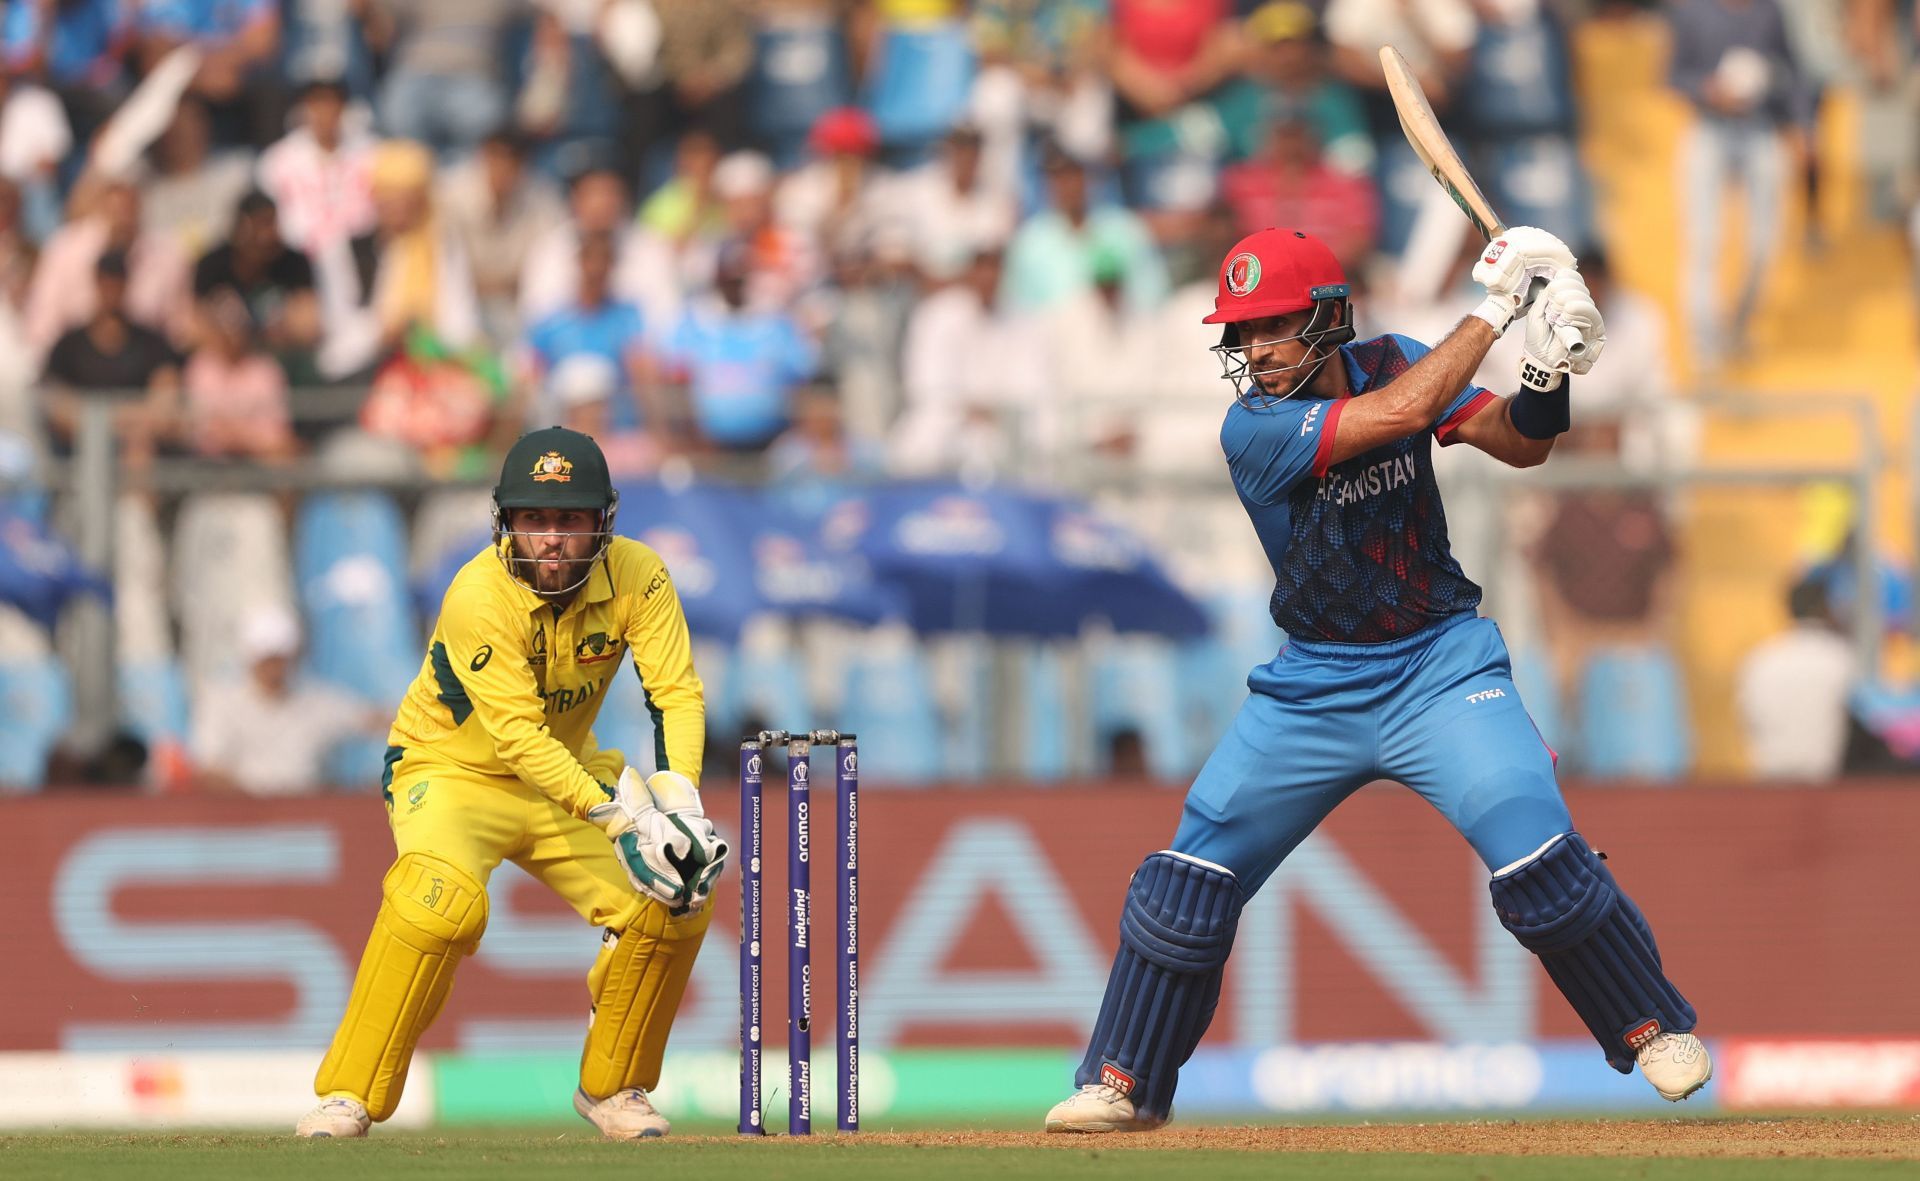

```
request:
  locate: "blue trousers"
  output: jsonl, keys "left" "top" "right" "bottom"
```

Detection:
{"left": 1175, "top": 611, "right": 1571, "bottom": 889}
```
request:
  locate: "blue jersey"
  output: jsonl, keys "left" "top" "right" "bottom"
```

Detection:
{"left": 1220, "top": 333, "right": 1497, "bottom": 644}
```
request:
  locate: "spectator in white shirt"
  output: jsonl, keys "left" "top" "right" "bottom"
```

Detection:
{"left": 256, "top": 78, "right": 377, "bottom": 257}
{"left": 1738, "top": 577, "right": 1856, "bottom": 781}
{"left": 519, "top": 165, "right": 682, "bottom": 330}
{"left": 885, "top": 123, "right": 1017, "bottom": 280}
{"left": 891, "top": 247, "right": 1048, "bottom": 482}
{"left": 190, "top": 606, "right": 383, "bottom": 796}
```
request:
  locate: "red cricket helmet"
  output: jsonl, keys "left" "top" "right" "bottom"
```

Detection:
{"left": 1203, "top": 227, "right": 1349, "bottom": 324}
{"left": 1204, "top": 228, "right": 1355, "bottom": 406}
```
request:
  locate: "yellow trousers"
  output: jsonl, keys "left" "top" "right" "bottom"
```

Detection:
{"left": 314, "top": 747, "right": 711, "bottom": 1120}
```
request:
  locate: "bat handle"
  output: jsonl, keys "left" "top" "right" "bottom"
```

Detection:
{"left": 1521, "top": 275, "right": 1589, "bottom": 357}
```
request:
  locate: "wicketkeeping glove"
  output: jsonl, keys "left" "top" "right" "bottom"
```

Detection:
{"left": 588, "top": 768, "right": 731, "bottom": 915}
{"left": 1520, "top": 267, "right": 1606, "bottom": 390}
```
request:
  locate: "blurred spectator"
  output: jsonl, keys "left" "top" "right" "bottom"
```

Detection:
{"left": 748, "top": 0, "right": 855, "bottom": 169}
{"left": 886, "top": 123, "right": 1018, "bottom": 279}
{"left": 777, "top": 107, "right": 890, "bottom": 260}
{"left": 0, "top": 180, "right": 34, "bottom": 447}
{"left": 857, "top": 0, "right": 977, "bottom": 162}
{"left": 1002, "top": 145, "right": 1169, "bottom": 314}
{"left": 1324, "top": 0, "right": 1474, "bottom": 254}
{"left": 1665, "top": 0, "right": 1807, "bottom": 368}
{"left": 708, "top": 149, "right": 817, "bottom": 311}
{"left": 518, "top": 231, "right": 654, "bottom": 435}
{"left": 514, "top": 5, "right": 621, "bottom": 152}
{"left": 180, "top": 290, "right": 296, "bottom": 461}
{"left": 192, "top": 191, "right": 323, "bottom": 379}
{"left": 638, "top": 129, "right": 724, "bottom": 243}
{"left": 257, "top": 78, "right": 377, "bottom": 257}
{"left": 140, "top": 96, "right": 255, "bottom": 259}
{"left": 767, "top": 384, "right": 885, "bottom": 517}
{"left": 1217, "top": 119, "right": 1380, "bottom": 269}
{"left": 1106, "top": 0, "right": 1245, "bottom": 211}
{"left": 1846, "top": 0, "right": 1918, "bottom": 227}
{"left": 1738, "top": 576, "right": 1855, "bottom": 779}
{"left": 1775, "top": 0, "right": 1847, "bottom": 252}
{"left": 1528, "top": 422, "right": 1678, "bottom": 706}
{"left": 894, "top": 247, "right": 1048, "bottom": 479}
{"left": 521, "top": 165, "right": 680, "bottom": 328}
{"left": 1548, "top": 248, "right": 1697, "bottom": 470}
{"left": 971, "top": 0, "right": 1113, "bottom": 167}
{"left": 40, "top": 250, "right": 182, "bottom": 468}
{"left": 360, "top": 0, "right": 527, "bottom": 157}
{"left": 189, "top": 605, "right": 381, "bottom": 796}
{"left": 1326, "top": 0, "right": 1474, "bottom": 111}
{"left": 1241, "top": 3, "right": 1372, "bottom": 178}
{"left": 1456, "top": 0, "right": 1588, "bottom": 246}
{"left": 0, "top": 70, "right": 72, "bottom": 243}
{"left": 0, "top": 180, "right": 33, "bottom": 308}
{"left": 2, "top": 0, "right": 131, "bottom": 161}
{"left": 439, "top": 129, "right": 564, "bottom": 342}
{"left": 820, "top": 233, "right": 916, "bottom": 445}
{"left": 25, "top": 178, "right": 192, "bottom": 354}
{"left": 661, "top": 240, "right": 818, "bottom": 454}
{"left": 619, "top": 0, "right": 755, "bottom": 186}
{"left": 1048, "top": 248, "right": 1164, "bottom": 468}
{"left": 136, "top": 0, "right": 285, "bottom": 148}
{"left": 313, "top": 139, "right": 480, "bottom": 380}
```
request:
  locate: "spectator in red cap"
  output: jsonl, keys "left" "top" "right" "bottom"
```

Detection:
{"left": 777, "top": 106, "right": 890, "bottom": 261}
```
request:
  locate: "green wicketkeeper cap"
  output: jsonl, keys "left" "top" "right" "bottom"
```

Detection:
{"left": 494, "top": 426, "right": 614, "bottom": 511}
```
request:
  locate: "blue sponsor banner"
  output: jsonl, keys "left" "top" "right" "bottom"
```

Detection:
{"left": 1174, "top": 1042, "right": 1716, "bottom": 1115}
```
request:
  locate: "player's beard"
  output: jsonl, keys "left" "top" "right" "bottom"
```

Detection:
{"left": 1253, "top": 344, "right": 1335, "bottom": 401}
{"left": 515, "top": 541, "right": 595, "bottom": 597}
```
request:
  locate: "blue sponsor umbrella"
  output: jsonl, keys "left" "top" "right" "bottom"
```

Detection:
{"left": 0, "top": 508, "right": 110, "bottom": 631}
{"left": 619, "top": 480, "right": 899, "bottom": 641}
{"left": 828, "top": 483, "right": 1208, "bottom": 638}
{"left": 416, "top": 482, "right": 897, "bottom": 642}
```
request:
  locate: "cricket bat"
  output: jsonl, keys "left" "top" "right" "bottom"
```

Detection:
{"left": 1378, "top": 45, "right": 1585, "bottom": 356}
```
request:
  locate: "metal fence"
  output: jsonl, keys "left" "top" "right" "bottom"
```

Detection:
{"left": 8, "top": 385, "right": 1889, "bottom": 782}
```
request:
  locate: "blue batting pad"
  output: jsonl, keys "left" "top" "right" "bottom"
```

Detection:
{"left": 1490, "top": 832, "right": 1696, "bottom": 1072}
{"left": 1075, "top": 851, "right": 1244, "bottom": 1117}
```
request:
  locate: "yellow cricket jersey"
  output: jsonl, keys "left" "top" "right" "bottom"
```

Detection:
{"left": 387, "top": 536, "right": 705, "bottom": 819}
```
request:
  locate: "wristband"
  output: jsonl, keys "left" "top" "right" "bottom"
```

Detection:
{"left": 1519, "top": 357, "right": 1565, "bottom": 393}
{"left": 1468, "top": 295, "right": 1513, "bottom": 335}
{"left": 1510, "top": 379, "right": 1571, "bottom": 439}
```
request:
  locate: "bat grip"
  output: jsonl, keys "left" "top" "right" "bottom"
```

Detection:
{"left": 1522, "top": 275, "right": 1588, "bottom": 357}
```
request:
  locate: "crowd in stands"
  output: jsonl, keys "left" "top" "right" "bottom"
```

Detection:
{"left": 0, "top": 0, "right": 1911, "bottom": 793}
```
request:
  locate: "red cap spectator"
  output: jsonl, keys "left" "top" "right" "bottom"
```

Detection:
{"left": 808, "top": 107, "right": 880, "bottom": 158}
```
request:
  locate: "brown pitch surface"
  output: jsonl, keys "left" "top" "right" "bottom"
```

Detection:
{"left": 752, "top": 1118, "right": 1920, "bottom": 1159}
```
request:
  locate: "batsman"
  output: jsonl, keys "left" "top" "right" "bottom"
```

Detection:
{"left": 1046, "top": 228, "right": 1709, "bottom": 1132}
{"left": 298, "top": 426, "right": 728, "bottom": 1141}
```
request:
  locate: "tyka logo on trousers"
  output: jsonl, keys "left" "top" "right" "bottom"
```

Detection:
{"left": 1466, "top": 688, "right": 1507, "bottom": 704}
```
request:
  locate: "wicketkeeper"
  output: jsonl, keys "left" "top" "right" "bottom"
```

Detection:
{"left": 298, "top": 426, "right": 727, "bottom": 1140}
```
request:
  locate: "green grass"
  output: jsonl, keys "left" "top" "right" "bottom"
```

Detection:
{"left": 0, "top": 1128, "right": 1911, "bottom": 1181}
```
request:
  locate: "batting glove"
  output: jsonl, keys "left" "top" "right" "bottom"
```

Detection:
{"left": 1521, "top": 268, "right": 1606, "bottom": 389}
{"left": 1469, "top": 226, "right": 1577, "bottom": 334}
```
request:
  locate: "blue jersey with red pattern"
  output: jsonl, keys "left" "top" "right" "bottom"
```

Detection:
{"left": 1219, "top": 333, "right": 1498, "bottom": 644}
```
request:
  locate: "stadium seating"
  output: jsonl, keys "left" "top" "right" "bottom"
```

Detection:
{"left": 1577, "top": 645, "right": 1692, "bottom": 781}
{"left": 295, "top": 493, "right": 419, "bottom": 706}
{"left": 0, "top": 655, "right": 70, "bottom": 790}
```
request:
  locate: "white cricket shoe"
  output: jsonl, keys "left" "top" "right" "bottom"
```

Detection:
{"left": 296, "top": 1096, "right": 370, "bottom": 1138}
{"left": 574, "top": 1086, "right": 670, "bottom": 1139}
{"left": 1637, "top": 1031, "right": 1712, "bottom": 1101}
{"left": 1044, "top": 1084, "right": 1167, "bottom": 1133}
